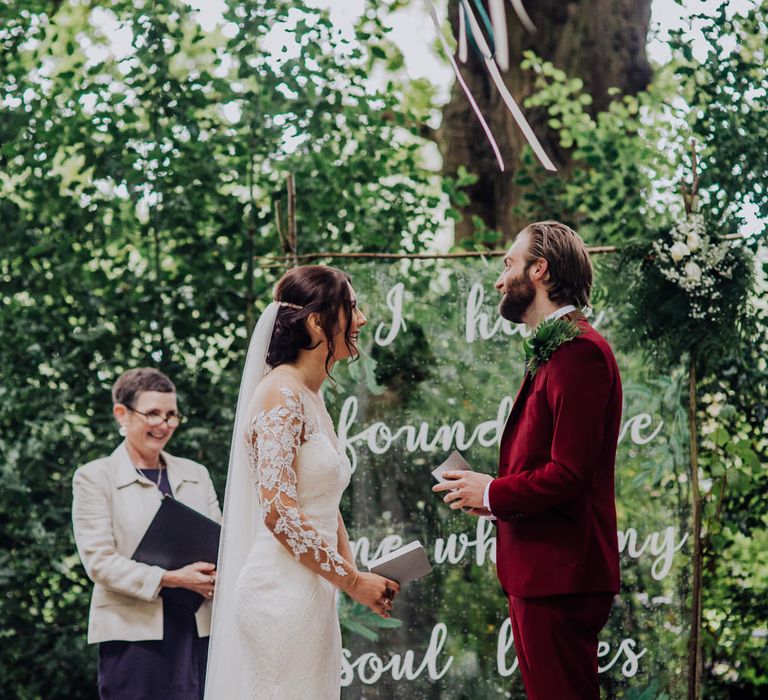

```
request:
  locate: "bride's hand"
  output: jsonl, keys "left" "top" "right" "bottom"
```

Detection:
{"left": 342, "top": 571, "right": 401, "bottom": 618}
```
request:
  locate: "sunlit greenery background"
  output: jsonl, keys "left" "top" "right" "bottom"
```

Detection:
{"left": 1, "top": 1, "right": 766, "bottom": 698}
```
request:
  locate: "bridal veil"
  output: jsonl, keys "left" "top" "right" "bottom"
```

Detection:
{"left": 204, "top": 302, "right": 279, "bottom": 698}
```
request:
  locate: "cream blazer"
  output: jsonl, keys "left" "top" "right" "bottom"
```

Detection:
{"left": 72, "top": 441, "right": 222, "bottom": 644}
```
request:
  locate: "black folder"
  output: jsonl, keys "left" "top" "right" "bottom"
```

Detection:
{"left": 132, "top": 496, "right": 221, "bottom": 612}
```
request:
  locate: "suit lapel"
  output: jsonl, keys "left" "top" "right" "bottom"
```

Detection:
{"left": 498, "top": 311, "right": 589, "bottom": 462}
{"left": 500, "top": 371, "right": 534, "bottom": 443}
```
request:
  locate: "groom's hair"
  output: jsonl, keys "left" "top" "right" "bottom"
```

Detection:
{"left": 522, "top": 221, "right": 592, "bottom": 308}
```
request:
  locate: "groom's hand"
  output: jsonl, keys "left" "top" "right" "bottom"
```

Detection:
{"left": 432, "top": 470, "right": 493, "bottom": 511}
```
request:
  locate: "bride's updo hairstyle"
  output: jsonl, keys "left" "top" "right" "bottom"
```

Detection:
{"left": 267, "top": 265, "right": 356, "bottom": 376}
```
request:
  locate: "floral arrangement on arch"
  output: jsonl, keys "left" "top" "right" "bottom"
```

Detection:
{"left": 651, "top": 212, "right": 737, "bottom": 322}
{"left": 613, "top": 148, "right": 754, "bottom": 374}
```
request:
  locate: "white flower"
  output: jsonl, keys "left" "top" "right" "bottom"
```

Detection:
{"left": 685, "top": 261, "right": 702, "bottom": 282}
{"left": 670, "top": 241, "right": 690, "bottom": 261}
{"left": 135, "top": 198, "right": 150, "bottom": 225}
{"left": 687, "top": 231, "right": 701, "bottom": 251}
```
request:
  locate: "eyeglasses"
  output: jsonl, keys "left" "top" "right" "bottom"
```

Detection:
{"left": 126, "top": 406, "right": 184, "bottom": 428}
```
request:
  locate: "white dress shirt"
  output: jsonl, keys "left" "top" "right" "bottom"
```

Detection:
{"left": 482, "top": 305, "right": 578, "bottom": 514}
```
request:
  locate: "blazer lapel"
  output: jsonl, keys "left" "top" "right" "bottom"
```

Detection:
{"left": 500, "top": 371, "right": 533, "bottom": 443}
{"left": 503, "top": 310, "right": 587, "bottom": 432}
{"left": 497, "top": 311, "right": 589, "bottom": 468}
{"left": 164, "top": 452, "right": 200, "bottom": 498}
{"left": 113, "top": 442, "right": 200, "bottom": 500}
{"left": 113, "top": 442, "right": 146, "bottom": 489}
{"left": 110, "top": 442, "right": 163, "bottom": 533}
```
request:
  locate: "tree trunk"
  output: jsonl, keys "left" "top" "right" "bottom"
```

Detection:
{"left": 437, "top": 0, "right": 653, "bottom": 242}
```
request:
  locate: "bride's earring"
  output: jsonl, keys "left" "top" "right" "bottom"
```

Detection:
{"left": 119, "top": 425, "right": 127, "bottom": 437}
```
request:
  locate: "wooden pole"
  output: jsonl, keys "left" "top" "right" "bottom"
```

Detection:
{"left": 274, "top": 200, "right": 286, "bottom": 253}
{"left": 252, "top": 235, "right": 744, "bottom": 267}
{"left": 683, "top": 141, "right": 703, "bottom": 700}
{"left": 273, "top": 175, "right": 299, "bottom": 268}
{"left": 681, "top": 140, "right": 700, "bottom": 216}
{"left": 245, "top": 136, "right": 256, "bottom": 337}
{"left": 286, "top": 173, "right": 297, "bottom": 268}
{"left": 687, "top": 357, "right": 703, "bottom": 700}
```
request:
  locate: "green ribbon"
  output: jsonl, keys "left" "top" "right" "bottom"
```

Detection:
{"left": 459, "top": 0, "right": 496, "bottom": 59}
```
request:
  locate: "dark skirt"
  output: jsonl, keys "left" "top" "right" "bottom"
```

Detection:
{"left": 97, "top": 599, "right": 209, "bottom": 700}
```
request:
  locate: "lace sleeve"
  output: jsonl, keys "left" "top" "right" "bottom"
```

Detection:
{"left": 246, "top": 387, "right": 350, "bottom": 579}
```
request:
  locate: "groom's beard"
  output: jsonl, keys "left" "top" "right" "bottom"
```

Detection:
{"left": 498, "top": 273, "right": 536, "bottom": 323}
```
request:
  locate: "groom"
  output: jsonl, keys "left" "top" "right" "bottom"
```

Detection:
{"left": 434, "top": 221, "right": 622, "bottom": 699}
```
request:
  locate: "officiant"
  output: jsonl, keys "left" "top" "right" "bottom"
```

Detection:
{"left": 72, "top": 367, "right": 222, "bottom": 700}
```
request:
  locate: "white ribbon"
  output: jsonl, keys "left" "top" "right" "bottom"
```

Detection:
{"left": 458, "top": 3, "right": 468, "bottom": 63}
{"left": 460, "top": 0, "right": 556, "bottom": 172}
{"left": 510, "top": 0, "right": 537, "bottom": 35}
{"left": 424, "top": 0, "right": 505, "bottom": 171}
{"left": 489, "top": 0, "right": 508, "bottom": 71}
{"left": 485, "top": 1, "right": 538, "bottom": 72}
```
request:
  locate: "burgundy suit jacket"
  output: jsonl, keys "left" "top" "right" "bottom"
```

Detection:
{"left": 488, "top": 319, "right": 622, "bottom": 598}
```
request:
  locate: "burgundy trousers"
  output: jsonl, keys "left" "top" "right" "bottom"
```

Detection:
{"left": 508, "top": 592, "right": 614, "bottom": 700}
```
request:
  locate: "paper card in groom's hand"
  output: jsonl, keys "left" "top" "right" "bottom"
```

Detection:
{"left": 132, "top": 496, "right": 221, "bottom": 612}
{"left": 368, "top": 541, "right": 432, "bottom": 586}
{"left": 431, "top": 449, "right": 472, "bottom": 483}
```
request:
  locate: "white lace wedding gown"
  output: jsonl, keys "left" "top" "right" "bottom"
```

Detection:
{"left": 233, "top": 386, "right": 352, "bottom": 699}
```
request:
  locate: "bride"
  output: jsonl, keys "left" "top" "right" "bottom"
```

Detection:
{"left": 205, "top": 265, "right": 400, "bottom": 698}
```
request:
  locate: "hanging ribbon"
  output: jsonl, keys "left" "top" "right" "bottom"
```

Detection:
{"left": 510, "top": 0, "right": 537, "bottom": 34}
{"left": 458, "top": 3, "right": 468, "bottom": 63}
{"left": 424, "top": 0, "right": 506, "bottom": 171}
{"left": 460, "top": 0, "right": 537, "bottom": 70}
{"left": 489, "top": 0, "right": 509, "bottom": 71}
{"left": 464, "top": 0, "right": 496, "bottom": 59}
{"left": 459, "top": 0, "right": 556, "bottom": 172}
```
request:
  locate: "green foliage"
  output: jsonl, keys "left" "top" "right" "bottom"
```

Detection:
{"left": 522, "top": 317, "right": 583, "bottom": 376}
{"left": 371, "top": 322, "right": 435, "bottom": 404}
{"left": 611, "top": 3, "right": 767, "bottom": 696}
{"left": 0, "top": 1, "right": 439, "bottom": 697}
{"left": 515, "top": 53, "right": 679, "bottom": 246}
{"left": 1, "top": 0, "right": 766, "bottom": 698}
{"left": 671, "top": 4, "right": 768, "bottom": 232}
{"left": 695, "top": 328, "right": 768, "bottom": 697}
{"left": 625, "top": 679, "right": 670, "bottom": 700}
{"left": 512, "top": 3, "right": 768, "bottom": 695}
{"left": 615, "top": 223, "right": 754, "bottom": 376}
{"left": 339, "top": 598, "right": 403, "bottom": 643}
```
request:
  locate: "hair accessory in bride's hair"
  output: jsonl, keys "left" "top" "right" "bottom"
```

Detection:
{"left": 275, "top": 300, "right": 304, "bottom": 311}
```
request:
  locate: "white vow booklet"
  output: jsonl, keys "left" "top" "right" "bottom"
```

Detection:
{"left": 431, "top": 449, "right": 472, "bottom": 483}
{"left": 368, "top": 541, "right": 432, "bottom": 585}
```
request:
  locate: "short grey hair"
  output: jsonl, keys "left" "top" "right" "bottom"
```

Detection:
{"left": 111, "top": 368, "right": 175, "bottom": 407}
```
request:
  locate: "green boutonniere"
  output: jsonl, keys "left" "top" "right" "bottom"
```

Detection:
{"left": 523, "top": 317, "right": 584, "bottom": 377}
